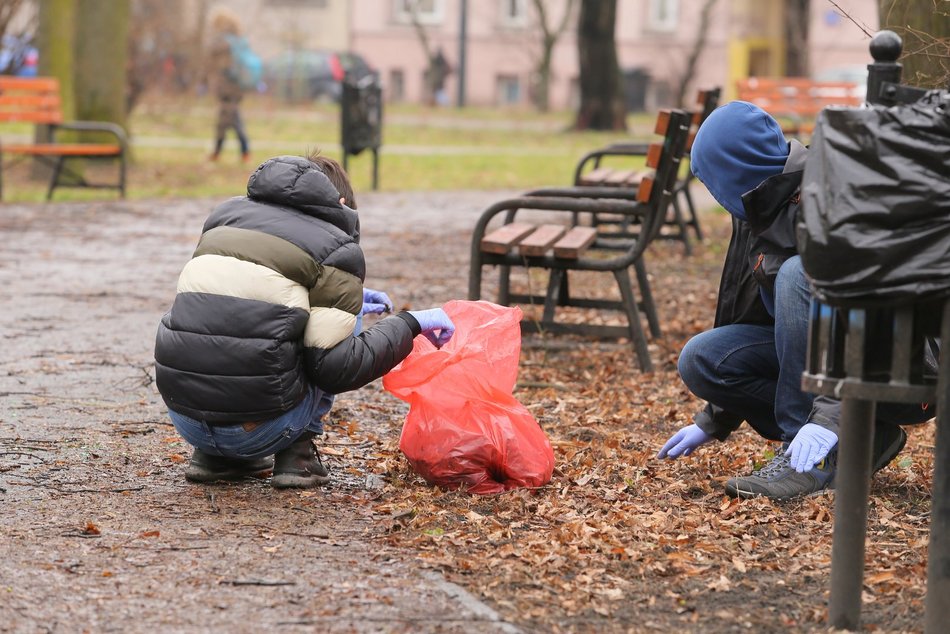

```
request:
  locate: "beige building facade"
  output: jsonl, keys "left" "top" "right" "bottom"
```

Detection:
{"left": 200, "top": 0, "right": 880, "bottom": 109}
{"left": 346, "top": 0, "right": 880, "bottom": 108}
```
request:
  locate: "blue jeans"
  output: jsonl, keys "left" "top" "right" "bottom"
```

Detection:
{"left": 168, "top": 317, "right": 361, "bottom": 460}
{"left": 679, "top": 256, "right": 818, "bottom": 441}
{"left": 679, "top": 256, "right": 931, "bottom": 441}
{"left": 169, "top": 387, "right": 333, "bottom": 461}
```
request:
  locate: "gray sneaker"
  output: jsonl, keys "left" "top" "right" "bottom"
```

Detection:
{"left": 725, "top": 446, "right": 836, "bottom": 500}
{"left": 872, "top": 424, "right": 907, "bottom": 473}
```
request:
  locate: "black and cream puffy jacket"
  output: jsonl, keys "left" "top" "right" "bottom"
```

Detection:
{"left": 154, "top": 156, "right": 420, "bottom": 423}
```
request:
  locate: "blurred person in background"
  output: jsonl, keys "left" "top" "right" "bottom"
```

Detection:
{"left": 207, "top": 8, "right": 251, "bottom": 162}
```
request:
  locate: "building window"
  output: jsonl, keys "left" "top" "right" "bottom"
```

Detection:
{"left": 647, "top": 0, "right": 679, "bottom": 33}
{"left": 496, "top": 75, "right": 522, "bottom": 105}
{"left": 393, "top": 0, "right": 444, "bottom": 25}
{"left": 388, "top": 69, "right": 405, "bottom": 102}
{"left": 500, "top": 0, "right": 528, "bottom": 27}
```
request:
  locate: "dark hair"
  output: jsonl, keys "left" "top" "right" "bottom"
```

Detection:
{"left": 306, "top": 149, "right": 356, "bottom": 210}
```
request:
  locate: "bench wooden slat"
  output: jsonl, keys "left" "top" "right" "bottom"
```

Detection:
{"left": 604, "top": 169, "right": 637, "bottom": 186}
{"left": 685, "top": 130, "right": 697, "bottom": 151}
{"left": 518, "top": 224, "right": 567, "bottom": 257}
{"left": 0, "top": 95, "right": 61, "bottom": 108}
{"left": 553, "top": 226, "right": 598, "bottom": 259}
{"left": 480, "top": 222, "right": 536, "bottom": 254}
{"left": 0, "top": 111, "right": 63, "bottom": 124}
{"left": 636, "top": 176, "right": 654, "bottom": 203}
{"left": 0, "top": 76, "right": 60, "bottom": 91}
{"left": 645, "top": 143, "right": 663, "bottom": 169}
{"left": 2, "top": 143, "right": 122, "bottom": 156}
{"left": 577, "top": 167, "right": 615, "bottom": 186}
{"left": 654, "top": 109, "right": 671, "bottom": 135}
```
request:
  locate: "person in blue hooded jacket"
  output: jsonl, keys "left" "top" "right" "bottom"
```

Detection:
{"left": 655, "top": 101, "right": 924, "bottom": 500}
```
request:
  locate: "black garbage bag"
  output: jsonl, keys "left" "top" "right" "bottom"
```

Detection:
{"left": 799, "top": 90, "right": 950, "bottom": 307}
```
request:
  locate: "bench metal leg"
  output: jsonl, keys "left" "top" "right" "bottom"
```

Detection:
{"left": 614, "top": 267, "right": 653, "bottom": 372}
{"left": 119, "top": 152, "right": 127, "bottom": 198}
{"left": 829, "top": 397, "right": 877, "bottom": 631}
{"left": 925, "top": 301, "right": 950, "bottom": 633}
{"left": 681, "top": 185, "right": 703, "bottom": 241}
{"left": 542, "top": 271, "right": 561, "bottom": 323}
{"left": 669, "top": 196, "right": 693, "bottom": 256}
{"left": 468, "top": 255, "right": 484, "bottom": 301}
{"left": 633, "top": 259, "right": 661, "bottom": 339}
{"left": 497, "top": 265, "right": 511, "bottom": 306}
{"left": 46, "top": 156, "right": 65, "bottom": 201}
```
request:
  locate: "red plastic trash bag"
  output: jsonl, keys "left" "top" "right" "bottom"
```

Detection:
{"left": 383, "top": 300, "right": 555, "bottom": 495}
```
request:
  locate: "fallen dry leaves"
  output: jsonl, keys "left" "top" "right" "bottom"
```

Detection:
{"left": 356, "top": 214, "right": 935, "bottom": 632}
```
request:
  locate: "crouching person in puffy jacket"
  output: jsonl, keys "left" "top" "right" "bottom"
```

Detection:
{"left": 154, "top": 152, "right": 455, "bottom": 488}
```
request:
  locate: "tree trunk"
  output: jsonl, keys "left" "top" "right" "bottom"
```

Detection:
{"left": 74, "top": 0, "right": 130, "bottom": 133}
{"left": 531, "top": 0, "right": 576, "bottom": 112}
{"left": 573, "top": 0, "right": 625, "bottom": 130}
{"left": 880, "top": 0, "right": 950, "bottom": 88}
{"left": 784, "top": 0, "right": 810, "bottom": 76}
{"left": 536, "top": 39, "right": 553, "bottom": 111}
{"left": 34, "top": 0, "right": 76, "bottom": 176}
{"left": 674, "top": 0, "right": 718, "bottom": 107}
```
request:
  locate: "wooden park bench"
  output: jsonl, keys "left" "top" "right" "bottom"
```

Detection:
{"left": 736, "top": 76, "right": 863, "bottom": 138}
{"left": 571, "top": 88, "right": 721, "bottom": 255}
{"left": 468, "top": 109, "right": 692, "bottom": 371}
{"left": 0, "top": 76, "right": 128, "bottom": 200}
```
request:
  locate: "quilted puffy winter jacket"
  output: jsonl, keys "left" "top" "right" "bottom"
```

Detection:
{"left": 154, "top": 155, "right": 420, "bottom": 423}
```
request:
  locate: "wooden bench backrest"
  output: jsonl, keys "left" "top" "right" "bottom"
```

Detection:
{"left": 736, "top": 77, "right": 862, "bottom": 118}
{"left": 0, "top": 76, "right": 64, "bottom": 125}
{"left": 686, "top": 87, "right": 721, "bottom": 151}
{"left": 636, "top": 109, "right": 689, "bottom": 205}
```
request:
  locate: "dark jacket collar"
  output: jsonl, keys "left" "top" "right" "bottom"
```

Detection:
{"left": 741, "top": 140, "right": 807, "bottom": 235}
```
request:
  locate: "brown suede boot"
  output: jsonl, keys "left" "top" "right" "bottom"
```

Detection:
{"left": 272, "top": 432, "right": 330, "bottom": 488}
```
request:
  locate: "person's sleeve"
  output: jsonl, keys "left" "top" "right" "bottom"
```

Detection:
{"left": 693, "top": 403, "right": 744, "bottom": 441}
{"left": 306, "top": 312, "right": 421, "bottom": 394}
{"left": 807, "top": 395, "right": 841, "bottom": 436}
{"left": 303, "top": 242, "right": 421, "bottom": 394}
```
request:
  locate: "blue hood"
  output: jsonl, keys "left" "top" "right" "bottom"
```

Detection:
{"left": 690, "top": 101, "right": 789, "bottom": 220}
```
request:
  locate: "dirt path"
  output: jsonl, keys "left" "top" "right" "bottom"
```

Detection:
{"left": 1, "top": 188, "right": 932, "bottom": 633}
{"left": 0, "top": 192, "right": 524, "bottom": 633}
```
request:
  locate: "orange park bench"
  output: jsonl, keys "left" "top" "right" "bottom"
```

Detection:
{"left": 0, "top": 76, "right": 128, "bottom": 200}
{"left": 736, "top": 77, "right": 863, "bottom": 138}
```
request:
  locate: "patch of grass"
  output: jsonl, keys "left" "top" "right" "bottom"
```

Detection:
{"left": 2, "top": 96, "right": 661, "bottom": 202}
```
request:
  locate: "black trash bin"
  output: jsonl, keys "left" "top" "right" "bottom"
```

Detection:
{"left": 622, "top": 68, "right": 651, "bottom": 112}
{"left": 340, "top": 71, "right": 382, "bottom": 189}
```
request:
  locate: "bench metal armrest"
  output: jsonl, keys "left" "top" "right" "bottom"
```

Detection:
{"left": 54, "top": 120, "right": 129, "bottom": 148}
{"left": 572, "top": 142, "right": 651, "bottom": 184}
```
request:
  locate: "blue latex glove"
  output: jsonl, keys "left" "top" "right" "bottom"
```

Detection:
{"left": 407, "top": 308, "right": 455, "bottom": 348}
{"left": 786, "top": 423, "right": 838, "bottom": 473}
{"left": 362, "top": 288, "right": 393, "bottom": 315}
{"left": 657, "top": 424, "right": 714, "bottom": 459}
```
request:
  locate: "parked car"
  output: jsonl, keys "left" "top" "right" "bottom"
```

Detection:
{"left": 265, "top": 49, "right": 372, "bottom": 102}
